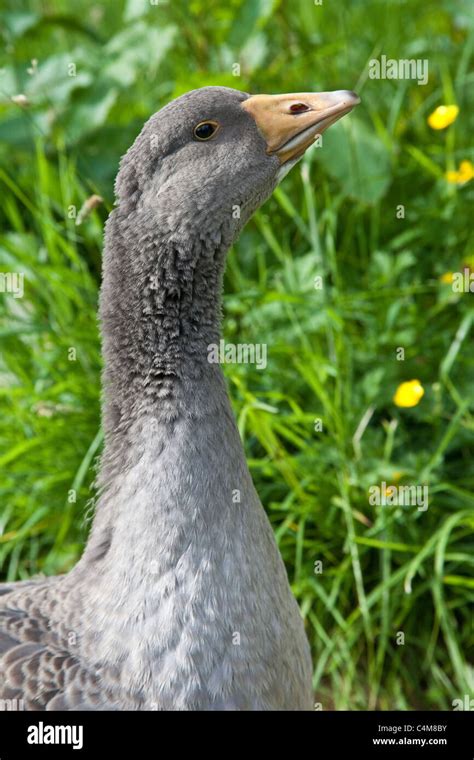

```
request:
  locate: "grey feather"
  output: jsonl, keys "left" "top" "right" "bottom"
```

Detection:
{"left": 0, "top": 87, "right": 313, "bottom": 711}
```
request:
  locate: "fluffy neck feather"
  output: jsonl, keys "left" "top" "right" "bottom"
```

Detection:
{"left": 81, "top": 199, "right": 243, "bottom": 557}
{"left": 100, "top": 208, "right": 228, "bottom": 425}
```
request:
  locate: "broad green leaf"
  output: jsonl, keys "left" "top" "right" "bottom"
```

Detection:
{"left": 2, "top": 12, "right": 40, "bottom": 39}
{"left": 62, "top": 84, "right": 118, "bottom": 142}
{"left": 105, "top": 21, "right": 176, "bottom": 82}
{"left": 24, "top": 53, "right": 92, "bottom": 106}
{"left": 228, "top": 0, "right": 279, "bottom": 49}
{"left": 318, "top": 117, "right": 392, "bottom": 204}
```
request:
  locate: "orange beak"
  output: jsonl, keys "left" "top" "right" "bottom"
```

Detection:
{"left": 241, "top": 90, "right": 360, "bottom": 164}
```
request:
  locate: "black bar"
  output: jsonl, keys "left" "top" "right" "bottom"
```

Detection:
{"left": 0, "top": 710, "right": 472, "bottom": 758}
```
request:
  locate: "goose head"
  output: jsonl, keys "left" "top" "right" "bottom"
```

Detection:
{"left": 101, "top": 86, "right": 360, "bottom": 430}
{"left": 114, "top": 86, "right": 360, "bottom": 248}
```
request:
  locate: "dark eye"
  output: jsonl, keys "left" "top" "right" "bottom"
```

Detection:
{"left": 289, "top": 103, "right": 310, "bottom": 113}
{"left": 193, "top": 121, "right": 219, "bottom": 141}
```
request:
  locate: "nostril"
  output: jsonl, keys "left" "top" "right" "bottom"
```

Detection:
{"left": 289, "top": 103, "right": 310, "bottom": 113}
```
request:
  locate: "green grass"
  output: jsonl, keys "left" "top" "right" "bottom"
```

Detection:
{"left": 0, "top": 0, "right": 473, "bottom": 710}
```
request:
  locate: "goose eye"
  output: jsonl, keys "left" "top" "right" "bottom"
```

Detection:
{"left": 193, "top": 121, "right": 219, "bottom": 141}
{"left": 289, "top": 103, "right": 310, "bottom": 113}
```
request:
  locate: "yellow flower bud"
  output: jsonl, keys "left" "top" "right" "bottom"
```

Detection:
{"left": 445, "top": 160, "right": 474, "bottom": 185}
{"left": 393, "top": 380, "right": 425, "bottom": 408}
{"left": 428, "top": 105, "right": 459, "bottom": 130}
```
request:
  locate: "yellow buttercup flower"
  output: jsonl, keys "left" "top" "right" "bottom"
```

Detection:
{"left": 440, "top": 272, "right": 454, "bottom": 284}
{"left": 393, "top": 380, "right": 425, "bottom": 408}
{"left": 445, "top": 170, "right": 460, "bottom": 183}
{"left": 457, "top": 160, "right": 473, "bottom": 180}
{"left": 428, "top": 105, "right": 459, "bottom": 130}
{"left": 445, "top": 160, "right": 474, "bottom": 185}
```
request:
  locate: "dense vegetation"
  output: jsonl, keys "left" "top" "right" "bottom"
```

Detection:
{"left": 0, "top": 0, "right": 473, "bottom": 709}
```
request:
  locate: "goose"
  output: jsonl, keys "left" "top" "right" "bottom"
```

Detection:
{"left": 0, "top": 86, "right": 359, "bottom": 711}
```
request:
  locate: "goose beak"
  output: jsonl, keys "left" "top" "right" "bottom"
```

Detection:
{"left": 242, "top": 90, "right": 360, "bottom": 164}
